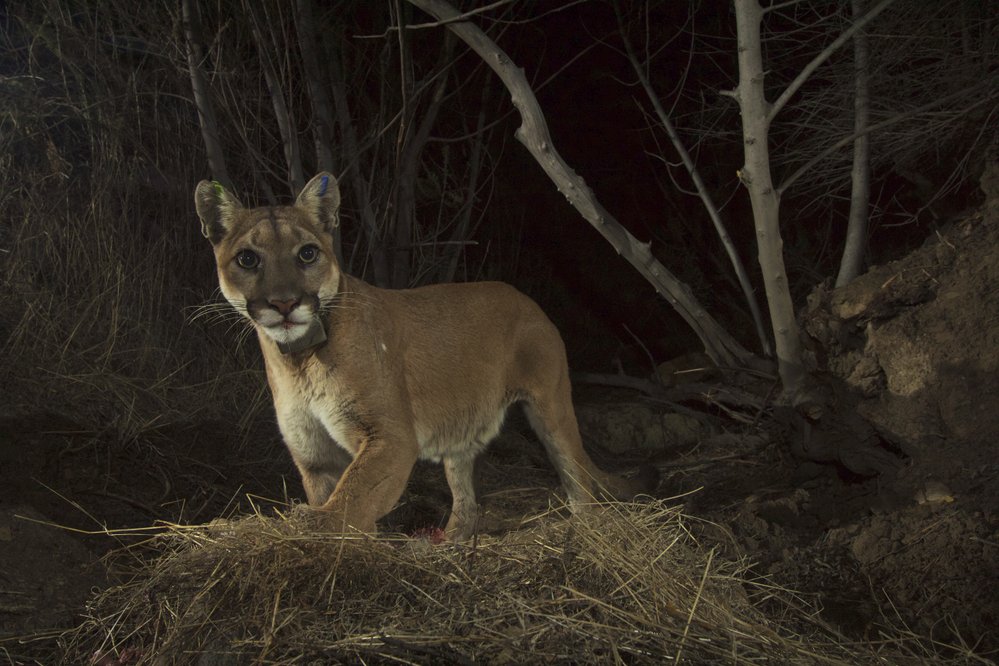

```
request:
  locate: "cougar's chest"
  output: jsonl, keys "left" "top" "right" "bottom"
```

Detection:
{"left": 267, "top": 354, "right": 374, "bottom": 458}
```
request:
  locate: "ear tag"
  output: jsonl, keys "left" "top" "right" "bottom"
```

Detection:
{"left": 318, "top": 175, "right": 329, "bottom": 196}
{"left": 212, "top": 181, "right": 224, "bottom": 196}
{"left": 276, "top": 316, "right": 328, "bottom": 355}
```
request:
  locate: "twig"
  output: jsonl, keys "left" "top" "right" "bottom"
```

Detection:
{"left": 675, "top": 547, "right": 714, "bottom": 663}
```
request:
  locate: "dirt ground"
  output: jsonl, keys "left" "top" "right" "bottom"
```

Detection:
{"left": 3, "top": 199, "right": 998, "bottom": 662}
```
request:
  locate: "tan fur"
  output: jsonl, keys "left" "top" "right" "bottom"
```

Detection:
{"left": 195, "top": 173, "right": 655, "bottom": 539}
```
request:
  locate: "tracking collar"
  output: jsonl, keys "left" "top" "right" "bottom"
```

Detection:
{"left": 276, "top": 316, "right": 328, "bottom": 355}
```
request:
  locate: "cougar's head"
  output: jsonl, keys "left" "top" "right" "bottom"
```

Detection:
{"left": 194, "top": 172, "right": 341, "bottom": 353}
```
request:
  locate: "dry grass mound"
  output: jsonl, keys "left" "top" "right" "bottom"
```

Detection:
{"left": 58, "top": 501, "right": 964, "bottom": 665}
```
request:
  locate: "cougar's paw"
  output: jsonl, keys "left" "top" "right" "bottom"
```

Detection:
{"left": 444, "top": 521, "right": 476, "bottom": 543}
{"left": 287, "top": 502, "right": 328, "bottom": 530}
{"left": 290, "top": 502, "right": 376, "bottom": 535}
{"left": 444, "top": 510, "right": 478, "bottom": 542}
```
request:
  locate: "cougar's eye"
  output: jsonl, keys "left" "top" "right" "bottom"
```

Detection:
{"left": 235, "top": 249, "right": 259, "bottom": 269}
{"left": 298, "top": 244, "right": 320, "bottom": 264}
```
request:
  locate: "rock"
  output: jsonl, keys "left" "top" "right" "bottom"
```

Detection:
{"left": 575, "top": 401, "right": 708, "bottom": 452}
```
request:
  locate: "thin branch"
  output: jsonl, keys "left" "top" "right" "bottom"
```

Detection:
{"left": 779, "top": 79, "right": 999, "bottom": 195}
{"left": 181, "top": 0, "right": 230, "bottom": 189}
{"left": 835, "top": 0, "right": 871, "bottom": 288}
{"left": 358, "top": 0, "right": 514, "bottom": 36}
{"left": 247, "top": 0, "right": 304, "bottom": 192}
{"left": 762, "top": 0, "right": 810, "bottom": 13}
{"left": 616, "top": 6, "right": 772, "bottom": 357}
{"left": 767, "top": 0, "right": 895, "bottom": 123}
{"left": 364, "top": 0, "right": 593, "bottom": 36}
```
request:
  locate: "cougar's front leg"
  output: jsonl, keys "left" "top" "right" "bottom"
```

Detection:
{"left": 320, "top": 432, "right": 420, "bottom": 534}
{"left": 278, "top": 409, "right": 351, "bottom": 506}
{"left": 296, "top": 445, "right": 353, "bottom": 506}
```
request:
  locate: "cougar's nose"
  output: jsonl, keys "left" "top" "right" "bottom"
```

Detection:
{"left": 269, "top": 298, "right": 300, "bottom": 316}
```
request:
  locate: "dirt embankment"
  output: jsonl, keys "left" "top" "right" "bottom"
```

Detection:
{"left": 771, "top": 170, "right": 999, "bottom": 649}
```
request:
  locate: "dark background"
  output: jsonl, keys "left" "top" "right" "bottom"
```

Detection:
{"left": 1, "top": 0, "right": 993, "bottom": 475}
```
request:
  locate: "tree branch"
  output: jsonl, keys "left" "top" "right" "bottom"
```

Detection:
{"left": 182, "top": 0, "right": 231, "bottom": 189}
{"left": 616, "top": 6, "right": 772, "bottom": 357}
{"left": 767, "top": 0, "right": 895, "bottom": 124}
{"left": 406, "top": 0, "right": 755, "bottom": 368}
{"left": 733, "top": 0, "right": 806, "bottom": 398}
{"left": 778, "top": 79, "right": 999, "bottom": 195}
{"left": 835, "top": 0, "right": 872, "bottom": 288}
{"left": 248, "top": 2, "right": 305, "bottom": 193}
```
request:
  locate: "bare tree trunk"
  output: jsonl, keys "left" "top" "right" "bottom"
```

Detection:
{"left": 326, "top": 37, "right": 391, "bottom": 286}
{"left": 727, "top": 0, "right": 894, "bottom": 397}
{"left": 836, "top": 0, "right": 872, "bottom": 288}
{"left": 248, "top": 2, "right": 305, "bottom": 194}
{"left": 442, "top": 80, "right": 491, "bottom": 283}
{"left": 181, "top": 0, "right": 230, "bottom": 189}
{"left": 294, "top": 0, "right": 342, "bottom": 263}
{"left": 392, "top": 39, "right": 452, "bottom": 288}
{"left": 295, "top": 0, "right": 335, "bottom": 174}
{"left": 616, "top": 9, "right": 772, "bottom": 358}
{"left": 406, "top": 0, "right": 755, "bottom": 369}
{"left": 730, "top": 0, "right": 807, "bottom": 398}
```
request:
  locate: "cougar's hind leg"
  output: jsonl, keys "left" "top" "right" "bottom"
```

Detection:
{"left": 522, "top": 395, "right": 601, "bottom": 508}
{"left": 515, "top": 314, "right": 658, "bottom": 510}
{"left": 443, "top": 454, "right": 478, "bottom": 540}
{"left": 523, "top": 368, "right": 658, "bottom": 505}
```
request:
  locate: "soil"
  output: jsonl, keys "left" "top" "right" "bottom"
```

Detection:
{"left": 3, "top": 200, "right": 999, "bottom": 662}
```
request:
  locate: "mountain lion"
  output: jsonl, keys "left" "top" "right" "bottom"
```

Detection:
{"left": 195, "top": 172, "right": 656, "bottom": 539}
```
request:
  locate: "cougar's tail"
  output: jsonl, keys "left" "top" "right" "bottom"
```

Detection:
{"left": 523, "top": 397, "right": 659, "bottom": 506}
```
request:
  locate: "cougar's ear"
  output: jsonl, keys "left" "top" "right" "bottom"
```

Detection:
{"left": 194, "top": 179, "right": 243, "bottom": 245}
{"left": 296, "top": 172, "right": 341, "bottom": 234}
